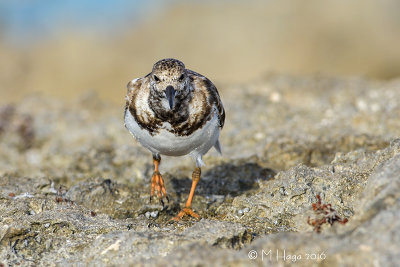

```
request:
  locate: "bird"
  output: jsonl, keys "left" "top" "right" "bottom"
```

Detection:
{"left": 124, "top": 58, "right": 225, "bottom": 221}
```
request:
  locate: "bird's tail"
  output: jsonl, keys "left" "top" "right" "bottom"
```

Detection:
{"left": 214, "top": 139, "right": 222, "bottom": 155}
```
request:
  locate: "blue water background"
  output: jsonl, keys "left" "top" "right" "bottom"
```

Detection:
{"left": 0, "top": 0, "right": 163, "bottom": 44}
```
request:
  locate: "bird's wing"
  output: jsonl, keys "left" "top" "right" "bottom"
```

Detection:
{"left": 125, "top": 78, "right": 141, "bottom": 102}
{"left": 188, "top": 70, "right": 225, "bottom": 129}
{"left": 209, "top": 82, "right": 225, "bottom": 129}
{"left": 124, "top": 77, "right": 143, "bottom": 120}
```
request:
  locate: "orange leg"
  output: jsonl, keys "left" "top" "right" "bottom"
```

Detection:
{"left": 170, "top": 167, "right": 201, "bottom": 221}
{"left": 150, "top": 156, "right": 169, "bottom": 206}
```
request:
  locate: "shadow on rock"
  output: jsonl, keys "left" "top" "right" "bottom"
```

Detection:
{"left": 170, "top": 162, "right": 276, "bottom": 200}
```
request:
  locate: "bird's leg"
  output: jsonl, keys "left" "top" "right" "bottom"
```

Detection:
{"left": 170, "top": 167, "right": 201, "bottom": 221}
{"left": 150, "top": 155, "right": 169, "bottom": 206}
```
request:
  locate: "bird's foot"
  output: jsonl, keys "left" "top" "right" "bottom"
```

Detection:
{"left": 169, "top": 207, "right": 200, "bottom": 222}
{"left": 150, "top": 171, "right": 169, "bottom": 206}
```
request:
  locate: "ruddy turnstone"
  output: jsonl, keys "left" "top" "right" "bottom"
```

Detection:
{"left": 124, "top": 58, "right": 225, "bottom": 221}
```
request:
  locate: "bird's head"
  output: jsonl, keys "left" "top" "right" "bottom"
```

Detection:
{"left": 150, "top": 58, "right": 189, "bottom": 109}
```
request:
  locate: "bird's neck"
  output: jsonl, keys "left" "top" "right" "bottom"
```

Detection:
{"left": 148, "top": 87, "right": 193, "bottom": 122}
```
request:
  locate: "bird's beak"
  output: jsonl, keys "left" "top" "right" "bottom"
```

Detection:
{"left": 165, "top": 85, "right": 176, "bottom": 109}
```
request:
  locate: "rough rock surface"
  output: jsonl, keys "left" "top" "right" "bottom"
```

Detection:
{"left": 0, "top": 75, "right": 399, "bottom": 266}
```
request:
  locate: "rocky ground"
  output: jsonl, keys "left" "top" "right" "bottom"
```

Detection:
{"left": 0, "top": 74, "right": 399, "bottom": 266}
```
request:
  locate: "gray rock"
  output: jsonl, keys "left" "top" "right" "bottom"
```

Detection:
{"left": 60, "top": 219, "right": 250, "bottom": 266}
{"left": 1, "top": 75, "right": 400, "bottom": 266}
{"left": 134, "top": 148, "right": 400, "bottom": 267}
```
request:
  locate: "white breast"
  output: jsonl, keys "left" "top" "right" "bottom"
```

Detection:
{"left": 124, "top": 109, "right": 220, "bottom": 159}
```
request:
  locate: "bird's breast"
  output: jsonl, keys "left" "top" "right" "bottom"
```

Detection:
{"left": 124, "top": 109, "right": 220, "bottom": 156}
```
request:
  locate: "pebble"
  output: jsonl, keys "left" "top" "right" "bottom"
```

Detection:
{"left": 237, "top": 208, "right": 250, "bottom": 216}
{"left": 145, "top": 211, "right": 151, "bottom": 219}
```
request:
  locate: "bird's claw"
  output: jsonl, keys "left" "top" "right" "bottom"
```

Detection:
{"left": 169, "top": 207, "right": 200, "bottom": 222}
{"left": 150, "top": 171, "right": 168, "bottom": 206}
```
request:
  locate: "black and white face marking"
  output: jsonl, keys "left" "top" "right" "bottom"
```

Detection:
{"left": 150, "top": 59, "right": 190, "bottom": 110}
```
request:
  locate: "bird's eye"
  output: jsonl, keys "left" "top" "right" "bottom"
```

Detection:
{"left": 178, "top": 74, "right": 185, "bottom": 82}
{"left": 153, "top": 75, "right": 160, "bottom": 82}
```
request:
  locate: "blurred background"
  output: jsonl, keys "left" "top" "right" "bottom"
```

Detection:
{"left": 1, "top": 0, "right": 400, "bottom": 105}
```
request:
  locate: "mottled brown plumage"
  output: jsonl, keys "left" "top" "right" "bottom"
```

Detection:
{"left": 125, "top": 68, "right": 224, "bottom": 136}
{"left": 124, "top": 58, "right": 225, "bottom": 221}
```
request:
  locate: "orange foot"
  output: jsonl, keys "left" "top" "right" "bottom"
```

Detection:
{"left": 170, "top": 207, "right": 200, "bottom": 222}
{"left": 150, "top": 171, "right": 169, "bottom": 206}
